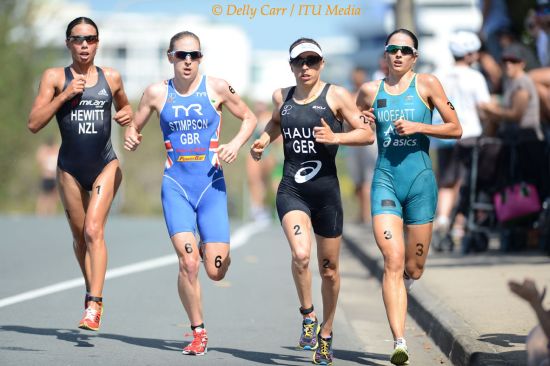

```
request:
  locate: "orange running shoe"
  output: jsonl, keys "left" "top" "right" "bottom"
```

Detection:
{"left": 182, "top": 328, "right": 208, "bottom": 356}
{"left": 78, "top": 296, "right": 103, "bottom": 331}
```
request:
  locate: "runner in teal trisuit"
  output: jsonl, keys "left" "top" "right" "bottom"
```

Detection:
{"left": 356, "top": 28, "right": 462, "bottom": 365}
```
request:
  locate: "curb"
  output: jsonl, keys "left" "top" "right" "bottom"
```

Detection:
{"left": 343, "top": 232, "right": 512, "bottom": 366}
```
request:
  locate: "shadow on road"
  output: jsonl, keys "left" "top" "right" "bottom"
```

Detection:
{"left": 0, "top": 325, "right": 181, "bottom": 350}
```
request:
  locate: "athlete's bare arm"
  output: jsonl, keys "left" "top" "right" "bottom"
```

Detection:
{"left": 249, "top": 88, "right": 285, "bottom": 161}
{"left": 396, "top": 73, "right": 462, "bottom": 139}
{"left": 28, "top": 68, "right": 85, "bottom": 133}
{"left": 103, "top": 67, "right": 133, "bottom": 127}
{"left": 315, "top": 85, "right": 375, "bottom": 146}
{"left": 208, "top": 77, "right": 257, "bottom": 164}
{"left": 123, "top": 81, "right": 165, "bottom": 151}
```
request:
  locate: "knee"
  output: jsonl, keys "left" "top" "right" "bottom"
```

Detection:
{"left": 84, "top": 222, "right": 104, "bottom": 245}
{"left": 292, "top": 250, "right": 310, "bottom": 272}
{"left": 383, "top": 253, "right": 404, "bottom": 274}
{"left": 206, "top": 268, "right": 227, "bottom": 282}
{"left": 405, "top": 262, "right": 425, "bottom": 280}
{"left": 178, "top": 257, "right": 201, "bottom": 279}
{"left": 320, "top": 266, "right": 339, "bottom": 283}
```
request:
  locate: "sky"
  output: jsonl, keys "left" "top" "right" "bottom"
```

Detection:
{"left": 71, "top": 0, "right": 374, "bottom": 50}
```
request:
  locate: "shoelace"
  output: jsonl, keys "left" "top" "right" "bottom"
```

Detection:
{"left": 303, "top": 322, "right": 315, "bottom": 338}
{"left": 83, "top": 308, "right": 99, "bottom": 322}
{"left": 318, "top": 338, "right": 330, "bottom": 357}
{"left": 188, "top": 333, "right": 207, "bottom": 348}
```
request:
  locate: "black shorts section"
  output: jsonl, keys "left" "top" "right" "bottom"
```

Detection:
{"left": 436, "top": 145, "right": 460, "bottom": 188}
{"left": 276, "top": 178, "right": 343, "bottom": 238}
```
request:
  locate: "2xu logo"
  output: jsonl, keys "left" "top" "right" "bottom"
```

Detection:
{"left": 294, "top": 160, "right": 322, "bottom": 183}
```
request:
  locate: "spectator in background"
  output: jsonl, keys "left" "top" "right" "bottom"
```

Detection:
{"left": 346, "top": 66, "right": 377, "bottom": 225}
{"left": 498, "top": 27, "right": 540, "bottom": 71}
{"left": 433, "top": 31, "right": 491, "bottom": 243}
{"left": 246, "top": 101, "right": 279, "bottom": 222}
{"left": 479, "top": 0, "right": 512, "bottom": 60}
{"left": 509, "top": 278, "right": 550, "bottom": 366}
{"left": 372, "top": 54, "right": 390, "bottom": 81}
{"left": 480, "top": 44, "right": 543, "bottom": 142}
{"left": 526, "top": 8, "right": 550, "bottom": 68}
{"left": 35, "top": 137, "right": 59, "bottom": 215}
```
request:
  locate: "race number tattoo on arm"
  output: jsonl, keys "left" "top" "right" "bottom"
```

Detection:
{"left": 96, "top": 185, "right": 101, "bottom": 195}
{"left": 322, "top": 259, "right": 330, "bottom": 268}
{"left": 184, "top": 243, "right": 193, "bottom": 254}
{"left": 360, "top": 115, "right": 367, "bottom": 124}
{"left": 215, "top": 255, "right": 222, "bottom": 268}
{"left": 447, "top": 101, "right": 455, "bottom": 110}
{"left": 228, "top": 85, "right": 236, "bottom": 94}
{"left": 384, "top": 230, "right": 392, "bottom": 240}
{"left": 294, "top": 225, "right": 302, "bottom": 236}
{"left": 416, "top": 243, "right": 424, "bottom": 256}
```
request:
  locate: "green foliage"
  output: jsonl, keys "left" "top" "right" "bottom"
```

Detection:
{"left": 0, "top": 0, "right": 57, "bottom": 212}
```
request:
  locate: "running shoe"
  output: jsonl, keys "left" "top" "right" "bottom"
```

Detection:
{"left": 78, "top": 303, "right": 103, "bottom": 331}
{"left": 182, "top": 328, "right": 208, "bottom": 356}
{"left": 298, "top": 317, "right": 320, "bottom": 350}
{"left": 403, "top": 271, "right": 415, "bottom": 292}
{"left": 313, "top": 333, "right": 333, "bottom": 365}
{"left": 390, "top": 339, "right": 410, "bottom": 365}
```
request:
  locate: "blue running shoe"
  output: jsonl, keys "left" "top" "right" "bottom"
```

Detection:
{"left": 313, "top": 333, "right": 333, "bottom": 365}
{"left": 298, "top": 317, "right": 320, "bottom": 350}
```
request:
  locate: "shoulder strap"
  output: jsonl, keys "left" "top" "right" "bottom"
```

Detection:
{"left": 284, "top": 87, "right": 295, "bottom": 102}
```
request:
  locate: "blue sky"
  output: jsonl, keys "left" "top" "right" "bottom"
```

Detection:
{"left": 73, "top": 0, "right": 369, "bottom": 50}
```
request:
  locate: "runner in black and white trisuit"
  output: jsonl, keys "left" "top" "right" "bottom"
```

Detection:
{"left": 250, "top": 37, "right": 375, "bottom": 366}
{"left": 27, "top": 17, "right": 133, "bottom": 331}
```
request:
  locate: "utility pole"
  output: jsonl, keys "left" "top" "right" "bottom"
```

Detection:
{"left": 395, "top": 0, "right": 416, "bottom": 33}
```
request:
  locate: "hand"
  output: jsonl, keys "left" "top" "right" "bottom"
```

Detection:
{"left": 250, "top": 139, "right": 267, "bottom": 161}
{"left": 509, "top": 278, "right": 546, "bottom": 306}
{"left": 113, "top": 109, "right": 132, "bottom": 126}
{"left": 314, "top": 118, "right": 339, "bottom": 144}
{"left": 65, "top": 75, "right": 86, "bottom": 99}
{"left": 123, "top": 125, "right": 142, "bottom": 151}
{"left": 394, "top": 118, "right": 420, "bottom": 137}
{"left": 215, "top": 142, "right": 239, "bottom": 164}
{"left": 362, "top": 108, "right": 376, "bottom": 127}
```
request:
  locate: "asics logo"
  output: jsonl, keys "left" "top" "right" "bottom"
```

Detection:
{"left": 294, "top": 160, "right": 322, "bottom": 183}
{"left": 173, "top": 104, "right": 203, "bottom": 117}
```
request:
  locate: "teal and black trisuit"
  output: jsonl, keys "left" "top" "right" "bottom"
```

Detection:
{"left": 371, "top": 74, "right": 438, "bottom": 224}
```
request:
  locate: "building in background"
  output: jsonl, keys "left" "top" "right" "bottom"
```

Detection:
{"left": 33, "top": 1, "right": 251, "bottom": 100}
{"left": 347, "top": 0, "right": 482, "bottom": 76}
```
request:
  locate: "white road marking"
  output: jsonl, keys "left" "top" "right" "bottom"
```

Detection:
{"left": 0, "top": 221, "right": 269, "bottom": 308}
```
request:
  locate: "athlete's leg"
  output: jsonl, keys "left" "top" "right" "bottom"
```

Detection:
{"left": 57, "top": 169, "right": 90, "bottom": 292}
{"left": 172, "top": 232, "right": 203, "bottom": 327}
{"left": 202, "top": 242, "right": 230, "bottom": 281}
{"left": 404, "top": 223, "right": 433, "bottom": 280}
{"left": 281, "top": 210, "right": 316, "bottom": 318}
{"left": 373, "top": 213, "right": 407, "bottom": 340}
{"left": 84, "top": 160, "right": 122, "bottom": 308}
{"left": 315, "top": 234, "right": 341, "bottom": 338}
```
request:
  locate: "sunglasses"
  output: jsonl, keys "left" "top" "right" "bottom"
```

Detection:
{"left": 290, "top": 55, "right": 323, "bottom": 67}
{"left": 169, "top": 50, "right": 203, "bottom": 60}
{"left": 385, "top": 44, "right": 417, "bottom": 56}
{"left": 502, "top": 57, "right": 522, "bottom": 64}
{"left": 67, "top": 35, "right": 99, "bottom": 44}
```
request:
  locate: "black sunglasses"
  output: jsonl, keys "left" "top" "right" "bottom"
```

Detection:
{"left": 169, "top": 50, "right": 203, "bottom": 60}
{"left": 67, "top": 35, "right": 99, "bottom": 44}
{"left": 385, "top": 44, "right": 417, "bottom": 56}
{"left": 290, "top": 55, "right": 323, "bottom": 67}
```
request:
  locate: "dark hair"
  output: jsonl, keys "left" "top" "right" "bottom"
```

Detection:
{"left": 65, "top": 17, "right": 98, "bottom": 39}
{"left": 385, "top": 28, "right": 418, "bottom": 49}
{"left": 289, "top": 37, "right": 322, "bottom": 55}
{"left": 168, "top": 31, "right": 201, "bottom": 52}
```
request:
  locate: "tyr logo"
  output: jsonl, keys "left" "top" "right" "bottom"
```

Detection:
{"left": 172, "top": 104, "right": 203, "bottom": 117}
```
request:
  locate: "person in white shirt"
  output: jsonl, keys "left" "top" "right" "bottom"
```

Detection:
{"left": 432, "top": 31, "right": 491, "bottom": 244}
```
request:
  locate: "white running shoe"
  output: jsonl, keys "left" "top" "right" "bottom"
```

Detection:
{"left": 390, "top": 338, "right": 409, "bottom": 365}
{"left": 403, "top": 271, "right": 415, "bottom": 292}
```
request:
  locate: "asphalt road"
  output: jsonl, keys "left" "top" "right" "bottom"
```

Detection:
{"left": 0, "top": 215, "right": 450, "bottom": 365}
